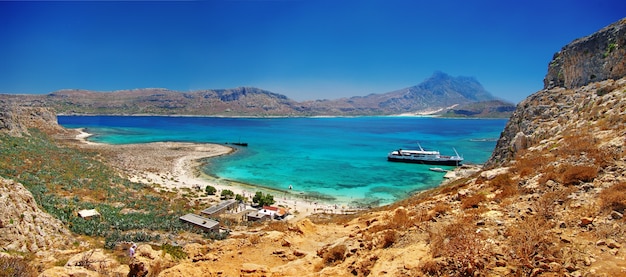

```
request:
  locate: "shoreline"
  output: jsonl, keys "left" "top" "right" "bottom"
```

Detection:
{"left": 71, "top": 128, "right": 364, "bottom": 220}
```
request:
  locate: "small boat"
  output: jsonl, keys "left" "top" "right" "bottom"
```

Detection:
{"left": 429, "top": 167, "right": 448, "bottom": 172}
{"left": 231, "top": 142, "right": 248, "bottom": 147}
{"left": 387, "top": 143, "right": 463, "bottom": 166}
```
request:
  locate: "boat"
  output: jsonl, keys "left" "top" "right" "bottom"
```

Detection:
{"left": 429, "top": 167, "right": 448, "bottom": 172}
{"left": 231, "top": 142, "right": 248, "bottom": 147}
{"left": 387, "top": 144, "right": 463, "bottom": 166}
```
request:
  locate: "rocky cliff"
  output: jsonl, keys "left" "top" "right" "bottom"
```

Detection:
{"left": 544, "top": 18, "right": 626, "bottom": 90}
{"left": 0, "top": 102, "right": 65, "bottom": 136}
{"left": 487, "top": 17, "right": 626, "bottom": 168}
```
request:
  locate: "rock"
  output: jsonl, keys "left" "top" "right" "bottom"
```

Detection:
{"left": 544, "top": 19, "right": 626, "bottom": 90}
{"left": 579, "top": 217, "right": 594, "bottom": 227}
{"left": 241, "top": 263, "right": 270, "bottom": 275}
{"left": 281, "top": 239, "right": 291, "bottom": 247}
{"left": 0, "top": 177, "right": 75, "bottom": 252}
{"left": 65, "top": 249, "right": 122, "bottom": 275}
{"left": 610, "top": 210, "right": 623, "bottom": 220}
{"left": 129, "top": 259, "right": 149, "bottom": 277}
{"left": 596, "top": 240, "right": 606, "bottom": 246}
{"left": 559, "top": 221, "right": 567, "bottom": 228}
{"left": 606, "top": 239, "right": 621, "bottom": 249}
{"left": 511, "top": 132, "right": 528, "bottom": 152}
{"left": 293, "top": 249, "right": 307, "bottom": 257}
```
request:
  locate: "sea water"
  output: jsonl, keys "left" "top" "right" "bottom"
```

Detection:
{"left": 58, "top": 116, "right": 507, "bottom": 206}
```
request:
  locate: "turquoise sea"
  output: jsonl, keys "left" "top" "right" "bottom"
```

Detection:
{"left": 58, "top": 116, "right": 507, "bottom": 206}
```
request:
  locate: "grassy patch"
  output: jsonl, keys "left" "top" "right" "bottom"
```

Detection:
{"left": 0, "top": 130, "right": 199, "bottom": 248}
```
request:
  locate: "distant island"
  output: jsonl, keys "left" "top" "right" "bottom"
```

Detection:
{"left": 0, "top": 72, "right": 515, "bottom": 118}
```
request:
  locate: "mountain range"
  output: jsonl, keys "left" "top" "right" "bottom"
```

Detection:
{"left": 0, "top": 72, "right": 514, "bottom": 117}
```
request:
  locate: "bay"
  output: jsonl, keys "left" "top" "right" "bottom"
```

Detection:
{"left": 58, "top": 116, "right": 507, "bottom": 206}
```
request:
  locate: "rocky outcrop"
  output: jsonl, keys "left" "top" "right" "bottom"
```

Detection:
{"left": 487, "top": 17, "right": 626, "bottom": 168}
{"left": 0, "top": 177, "right": 75, "bottom": 252}
{"left": 0, "top": 102, "right": 64, "bottom": 136}
{"left": 544, "top": 18, "right": 626, "bottom": 89}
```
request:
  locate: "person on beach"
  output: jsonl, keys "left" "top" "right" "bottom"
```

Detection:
{"left": 129, "top": 243, "right": 137, "bottom": 258}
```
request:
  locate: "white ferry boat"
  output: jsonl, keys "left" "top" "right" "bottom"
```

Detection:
{"left": 387, "top": 144, "right": 463, "bottom": 166}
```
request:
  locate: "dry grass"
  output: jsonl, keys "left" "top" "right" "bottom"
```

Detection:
{"left": 505, "top": 215, "right": 555, "bottom": 275}
{"left": 427, "top": 215, "right": 488, "bottom": 276}
{"left": 541, "top": 164, "right": 599, "bottom": 186}
{"left": 263, "top": 221, "right": 290, "bottom": 232}
{"left": 460, "top": 193, "right": 486, "bottom": 210}
{"left": 599, "top": 182, "right": 626, "bottom": 214}
{"left": 0, "top": 256, "right": 36, "bottom": 277}
{"left": 492, "top": 173, "right": 519, "bottom": 199}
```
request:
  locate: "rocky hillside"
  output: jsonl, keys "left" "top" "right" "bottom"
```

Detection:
{"left": 489, "top": 17, "right": 626, "bottom": 168}
{"left": 0, "top": 102, "right": 65, "bottom": 136}
{"left": 1, "top": 17, "right": 625, "bottom": 277}
{"left": 0, "top": 177, "right": 75, "bottom": 253}
{"left": 0, "top": 72, "right": 513, "bottom": 117}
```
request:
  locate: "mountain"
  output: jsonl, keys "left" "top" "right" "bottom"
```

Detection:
{"left": 0, "top": 72, "right": 513, "bottom": 117}
{"left": 1, "top": 18, "right": 626, "bottom": 276}
{"left": 299, "top": 71, "right": 509, "bottom": 116}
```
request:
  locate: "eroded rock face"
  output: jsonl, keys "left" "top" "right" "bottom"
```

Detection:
{"left": 0, "top": 102, "right": 64, "bottom": 136}
{"left": 544, "top": 18, "right": 626, "bottom": 90}
{"left": 486, "top": 17, "right": 626, "bottom": 168}
{"left": 0, "top": 177, "right": 75, "bottom": 252}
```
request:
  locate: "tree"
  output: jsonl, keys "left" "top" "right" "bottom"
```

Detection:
{"left": 252, "top": 191, "right": 275, "bottom": 207}
{"left": 205, "top": 185, "right": 216, "bottom": 196}
{"left": 235, "top": 194, "right": 247, "bottom": 203}
{"left": 221, "top": 189, "right": 234, "bottom": 199}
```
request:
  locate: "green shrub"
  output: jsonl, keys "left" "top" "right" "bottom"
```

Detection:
{"left": 205, "top": 185, "right": 216, "bottom": 195}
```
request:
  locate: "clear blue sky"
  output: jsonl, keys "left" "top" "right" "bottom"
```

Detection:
{"left": 1, "top": 1, "right": 624, "bottom": 103}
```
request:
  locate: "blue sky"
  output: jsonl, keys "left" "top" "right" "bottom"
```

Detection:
{"left": 0, "top": 1, "right": 624, "bottom": 103}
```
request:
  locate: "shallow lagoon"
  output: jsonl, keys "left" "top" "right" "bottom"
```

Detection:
{"left": 58, "top": 116, "right": 507, "bottom": 206}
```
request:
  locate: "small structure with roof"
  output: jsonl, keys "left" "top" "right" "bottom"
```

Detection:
{"left": 246, "top": 211, "right": 271, "bottom": 222}
{"left": 179, "top": 213, "right": 219, "bottom": 232}
{"left": 201, "top": 199, "right": 238, "bottom": 217}
{"left": 78, "top": 209, "right": 100, "bottom": 219}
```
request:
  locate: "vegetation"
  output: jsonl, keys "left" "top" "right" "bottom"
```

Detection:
{"left": 0, "top": 130, "right": 195, "bottom": 249}
{"left": 205, "top": 185, "right": 216, "bottom": 195}
{"left": 220, "top": 189, "right": 234, "bottom": 199}
{"left": 252, "top": 191, "right": 275, "bottom": 207}
{"left": 0, "top": 256, "right": 36, "bottom": 277}
{"left": 161, "top": 243, "right": 187, "bottom": 260}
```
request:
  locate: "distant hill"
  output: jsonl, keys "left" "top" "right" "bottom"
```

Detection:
{"left": 0, "top": 72, "right": 514, "bottom": 118}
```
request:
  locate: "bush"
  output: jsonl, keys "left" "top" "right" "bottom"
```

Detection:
{"left": 461, "top": 193, "right": 486, "bottom": 209}
{"left": 161, "top": 244, "right": 187, "bottom": 260}
{"left": 205, "top": 185, "right": 216, "bottom": 195}
{"left": 599, "top": 182, "right": 626, "bottom": 214}
{"left": 0, "top": 256, "right": 36, "bottom": 277}
{"left": 221, "top": 189, "right": 234, "bottom": 199}
{"left": 428, "top": 216, "right": 487, "bottom": 276}
{"left": 505, "top": 216, "right": 556, "bottom": 275}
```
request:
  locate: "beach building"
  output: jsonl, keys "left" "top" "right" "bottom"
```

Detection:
{"left": 246, "top": 211, "right": 271, "bottom": 222}
{"left": 262, "top": 206, "right": 289, "bottom": 219}
{"left": 201, "top": 199, "right": 238, "bottom": 217}
{"left": 179, "top": 213, "right": 219, "bottom": 232}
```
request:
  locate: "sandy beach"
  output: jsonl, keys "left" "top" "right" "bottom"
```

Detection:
{"left": 71, "top": 129, "right": 359, "bottom": 220}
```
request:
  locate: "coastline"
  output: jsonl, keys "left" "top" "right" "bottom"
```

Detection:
{"left": 71, "top": 128, "right": 361, "bottom": 220}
